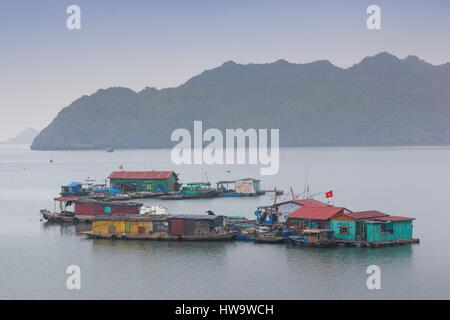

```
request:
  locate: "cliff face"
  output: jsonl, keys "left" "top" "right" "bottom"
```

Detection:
{"left": 31, "top": 53, "right": 450, "bottom": 150}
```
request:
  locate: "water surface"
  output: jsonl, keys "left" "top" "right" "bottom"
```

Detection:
{"left": 0, "top": 145, "right": 449, "bottom": 299}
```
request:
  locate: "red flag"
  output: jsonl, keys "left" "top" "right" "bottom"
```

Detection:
{"left": 325, "top": 190, "right": 333, "bottom": 198}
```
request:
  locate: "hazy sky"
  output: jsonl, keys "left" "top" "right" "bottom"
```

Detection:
{"left": 1, "top": 0, "right": 450, "bottom": 140}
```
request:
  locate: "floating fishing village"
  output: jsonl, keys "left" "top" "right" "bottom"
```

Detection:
{"left": 40, "top": 169, "right": 419, "bottom": 248}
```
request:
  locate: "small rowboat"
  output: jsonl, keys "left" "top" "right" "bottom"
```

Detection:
{"left": 254, "top": 233, "right": 285, "bottom": 244}
{"left": 288, "top": 234, "right": 335, "bottom": 247}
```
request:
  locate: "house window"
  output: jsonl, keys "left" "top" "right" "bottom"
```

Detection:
{"left": 108, "top": 226, "right": 116, "bottom": 234}
{"left": 138, "top": 226, "right": 145, "bottom": 234}
{"left": 339, "top": 226, "right": 350, "bottom": 235}
{"left": 381, "top": 223, "right": 394, "bottom": 234}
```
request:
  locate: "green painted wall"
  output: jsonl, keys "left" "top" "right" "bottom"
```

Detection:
{"left": 329, "top": 220, "right": 356, "bottom": 241}
{"left": 366, "top": 221, "right": 413, "bottom": 243}
{"left": 110, "top": 175, "right": 177, "bottom": 192}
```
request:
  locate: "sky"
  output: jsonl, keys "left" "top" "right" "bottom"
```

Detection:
{"left": 1, "top": 0, "right": 450, "bottom": 140}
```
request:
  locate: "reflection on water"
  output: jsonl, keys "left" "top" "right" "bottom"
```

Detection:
{"left": 0, "top": 145, "right": 449, "bottom": 299}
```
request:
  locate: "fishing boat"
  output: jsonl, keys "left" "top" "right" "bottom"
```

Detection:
{"left": 254, "top": 232, "right": 285, "bottom": 243}
{"left": 60, "top": 181, "right": 95, "bottom": 196}
{"left": 40, "top": 197, "right": 142, "bottom": 223}
{"left": 40, "top": 209, "right": 82, "bottom": 223}
{"left": 288, "top": 229, "right": 335, "bottom": 247}
{"left": 227, "top": 220, "right": 257, "bottom": 241}
{"left": 160, "top": 182, "right": 219, "bottom": 200}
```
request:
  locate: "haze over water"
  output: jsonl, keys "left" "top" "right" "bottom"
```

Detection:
{"left": 0, "top": 145, "right": 449, "bottom": 299}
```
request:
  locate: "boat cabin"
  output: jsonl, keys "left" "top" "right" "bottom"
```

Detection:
{"left": 181, "top": 182, "right": 215, "bottom": 195}
{"left": 60, "top": 181, "right": 95, "bottom": 196}
{"left": 74, "top": 199, "right": 142, "bottom": 216}
{"left": 255, "top": 205, "right": 281, "bottom": 224}
{"left": 53, "top": 196, "right": 80, "bottom": 214}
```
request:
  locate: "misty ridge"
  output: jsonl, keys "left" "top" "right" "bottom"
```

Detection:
{"left": 31, "top": 52, "right": 450, "bottom": 150}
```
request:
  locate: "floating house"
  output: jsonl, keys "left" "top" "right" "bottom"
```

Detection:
{"left": 108, "top": 171, "right": 180, "bottom": 192}
{"left": 329, "top": 211, "right": 417, "bottom": 245}
{"left": 217, "top": 178, "right": 262, "bottom": 196}
{"left": 91, "top": 214, "right": 168, "bottom": 238}
{"left": 85, "top": 214, "right": 235, "bottom": 241}
{"left": 286, "top": 206, "right": 353, "bottom": 231}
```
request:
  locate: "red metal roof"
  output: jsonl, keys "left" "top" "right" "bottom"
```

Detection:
{"left": 287, "top": 206, "right": 345, "bottom": 221}
{"left": 343, "top": 210, "right": 389, "bottom": 220}
{"left": 375, "top": 216, "right": 415, "bottom": 222}
{"left": 292, "top": 199, "right": 328, "bottom": 207}
{"left": 108, "top": 171, "right": 175, "bottom": 180}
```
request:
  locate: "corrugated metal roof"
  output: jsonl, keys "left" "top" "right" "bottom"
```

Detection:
{"left": 276, "top": 199, "right": 328, "bottom": 207}
{"left": 343, "top": 210, "right": 389, "bottom": 220}
{"left": 375, "top": 216, "right": 415, "bottom": 222}
{"left": 108, "top": 171, "right": 175, "bottom": 180}
{"left": 287, "top": 206, "right": 344, "bottom": 221}
{"left": 293, "top": 199, "right": 328, "bottom": 207}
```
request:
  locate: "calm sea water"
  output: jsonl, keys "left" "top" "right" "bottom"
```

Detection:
{"left": 0, "top": 144, "right": 449, "bottom": 299}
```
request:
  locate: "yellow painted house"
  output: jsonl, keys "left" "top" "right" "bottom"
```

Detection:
{"left": 91, "top": 214, "right": 169, "bottom": 238}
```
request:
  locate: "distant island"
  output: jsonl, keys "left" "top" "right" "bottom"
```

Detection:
{"left": 31, "top": 52, "right": 450, "bottom": 150}
{"left": 2, "top": 128, "right": 40, "bottom": 145}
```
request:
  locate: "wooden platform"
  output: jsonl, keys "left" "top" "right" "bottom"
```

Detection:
{"left": 335, "top": 238, "right": 420, "bottom": 248}
{"left": 82, "top": 231, "right": 236, "bottom": 241}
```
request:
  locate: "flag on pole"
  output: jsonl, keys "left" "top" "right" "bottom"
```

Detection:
{"left": 325, "top": 190, "right": 333, "bottom": 198}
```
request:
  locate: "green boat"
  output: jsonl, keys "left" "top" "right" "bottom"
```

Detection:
{"left": 160, "top": 182, "right": 219, "bottom": 200}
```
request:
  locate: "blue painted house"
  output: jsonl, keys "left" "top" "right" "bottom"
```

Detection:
{"left": 364, "top": 216, "right": 415, "bottom": 243}
{"left": 330, "top": 211, "right": 416, "bottom": 243}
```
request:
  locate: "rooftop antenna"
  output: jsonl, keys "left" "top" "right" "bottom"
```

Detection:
{"left": 303, "top": 166, "right": 309, "bottom": 199}
{"left": 290, "top": 187, "right": 296, "bottom": 200}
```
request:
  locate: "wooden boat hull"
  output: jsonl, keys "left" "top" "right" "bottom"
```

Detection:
{"left": 254, "top": 235, "right": 286, "bottom": 243}
{"left": 40, "top": 210, "right": 92, "bottom": 223}
{"left": 160, "top": 190, "right": 219, "bottom": 200}
{"left": 83, "top": 231, "right": 236, "bottom": 241}
{"left": 218, "top": 192, "right": 263, "bottom": 197}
